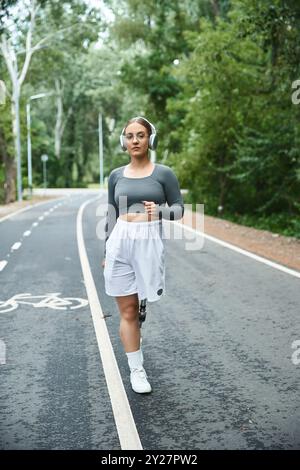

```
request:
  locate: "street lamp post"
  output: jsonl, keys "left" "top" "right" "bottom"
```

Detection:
{"left": 41, "top": 154, "right": 48, "bottom": 189}
{"left": 98, "top": 112, "right": 104, "bottom": 187}
{"left": 26, "top": 92, "right": 53, "bottom": 197}
{"left": 26, "top": 101, "right": 32, "bottom": 196}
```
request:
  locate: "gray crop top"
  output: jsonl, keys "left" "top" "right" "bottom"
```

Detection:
{"left": 104, "top": 163, "right": 184, "bottom": 257}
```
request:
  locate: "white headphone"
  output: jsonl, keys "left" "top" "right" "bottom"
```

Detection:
{"left": 120, "top": 116, "right": 158, "bottom": 151}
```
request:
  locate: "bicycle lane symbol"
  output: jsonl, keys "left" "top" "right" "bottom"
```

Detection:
{"left": 0, "top": 293, "right": 89, "bottom": 313}
{"left": 0, "top": 294, "right": 89, "bottom": 366}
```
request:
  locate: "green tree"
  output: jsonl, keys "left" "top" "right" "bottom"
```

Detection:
{"left": 166, "top": 0, "right": 300, "bottom": 234}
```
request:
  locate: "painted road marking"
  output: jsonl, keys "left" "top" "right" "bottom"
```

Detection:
{"left": 11, "top": 242, "right": 21, "bottom": 251}
{"left": 77, "top": 197, "right": 142, "bottom": 451}
{"left": 174, "top": 221, "right": 300, "bottom": 279}
{"left": 0, "top": 293, "right": 89, "bottom": 313}
{"left": 0, "top": 197, "right": 66, "bottom": 223}
{"left": 0, "top": 195, "right": 86, "bottom": 278}
{"left": 0, "top": 261, "right": 8, "bottom": 272}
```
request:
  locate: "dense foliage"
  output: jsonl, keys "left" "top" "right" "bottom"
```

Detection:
{"left": 1, "top": 0, "right": 300, "bottom": 236}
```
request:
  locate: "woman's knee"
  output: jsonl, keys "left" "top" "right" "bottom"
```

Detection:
{"left": 122, "top": 304, "right": 139, "bottom": 322}
{"left": 119, "top": 300, "right": 139, "bottom": 322}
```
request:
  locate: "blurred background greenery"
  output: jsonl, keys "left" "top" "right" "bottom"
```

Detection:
{"left": 1, "top": 0, "right": 300, "bottom": 237}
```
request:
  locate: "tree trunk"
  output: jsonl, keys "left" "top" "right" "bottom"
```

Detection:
{"left": 11, "top": 89, "right": 22, "bottom": 200}
{"left": 210, "top": 0, "right": 220, "bottom": 18}
{"left": 54, "top": 78, "right": 72, "bottom": 160}
{"left": 0, "top": 126, "right": 16, "bottom": 203}
{"left": 54, "top": 78, "right": 63, "bottom": 159}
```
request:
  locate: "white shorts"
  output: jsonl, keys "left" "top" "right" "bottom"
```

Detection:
{"left": 103, "top": 218, "right": 166, "bottom": 302}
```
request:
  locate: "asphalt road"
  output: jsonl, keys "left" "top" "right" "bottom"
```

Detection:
{"left": 0, "top": 190, "right": 299, "bottom": 450}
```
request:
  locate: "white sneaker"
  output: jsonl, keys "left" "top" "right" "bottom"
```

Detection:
{"left": 130, "top": 367, "right": 152, "bottom": 394}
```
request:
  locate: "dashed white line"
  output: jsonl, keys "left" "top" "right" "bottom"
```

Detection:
{"left": 23, "top": 230, "right": 31, "bottom": 237}
{"left": 0, "top": 260, "right": 8, "bottom": 271}
{"left": 0, "top": 197, "right": 66, "bottom": 223}
{"left": 38, "top": 216, "right": 44, "bottom": 221}
{"left": 77, "top": 196, "right": 142, "bottom": 451}
{"left": 32, "top": 222, "right": 38, "bottom": 227}
{"left": 11, "top": 242, "right": 21, "bottom": 251}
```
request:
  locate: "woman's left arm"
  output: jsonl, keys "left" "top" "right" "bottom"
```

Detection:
{"left": 143, "top": 167, "right": 184, "bottom": 220}
{"left": 159, "top": 167, "right": 184, "bottom": 220}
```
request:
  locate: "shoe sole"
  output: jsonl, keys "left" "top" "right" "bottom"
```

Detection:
{"left": 131, "top": 387, "right": 152, "bottom": 394}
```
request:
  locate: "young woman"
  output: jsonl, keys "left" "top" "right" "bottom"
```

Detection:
{"left": 102, "top": 116, "right": 184, "bottom": 394}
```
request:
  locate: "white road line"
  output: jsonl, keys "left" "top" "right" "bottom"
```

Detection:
{"left": 32, "top": 222, "right": 38, "bottom": 227}
{"left": 0, "top": 197, "right": 66, "bottom": 223}
{"left": 23, "top": 230, "right": 31, "bottom": 237}
{"left": 76, "top": 197, "right": 142, "bottom": 451}
{"left": 38, "top": 216, "right": 44, "bottom": 221}
{"left": 0, "top": 260, "right": 8, "bottom": 271}
{"left": 11, "top": 242, "right": 21, "bottom": 251}
{"left": 174, "top": 221, "right": 300, "bottom": 279}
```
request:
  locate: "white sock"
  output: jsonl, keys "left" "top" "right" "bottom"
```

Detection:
{"left": 126, "top": 349, "right": 143, "bottom": 370}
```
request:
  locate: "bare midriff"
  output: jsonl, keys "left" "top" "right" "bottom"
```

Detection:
{"left": 119, "top": 213, "right": 159, "bottom": 222}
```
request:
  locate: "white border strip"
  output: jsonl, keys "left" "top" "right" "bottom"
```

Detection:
{"left": 0, "top": 197, "right": 66, "bottom": 223}
{"left": 76, "top": 197, "right": 142, "bottom": 451}
{"left": 174, "top": 221, "right": 300, "bottom": 279}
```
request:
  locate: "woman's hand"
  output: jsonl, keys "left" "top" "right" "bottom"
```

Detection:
{"left": 142, "top": 201, "right": 158, "bottom": 219}
{"left": 101, "top": 258, "right": 106, "bottom": 268}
